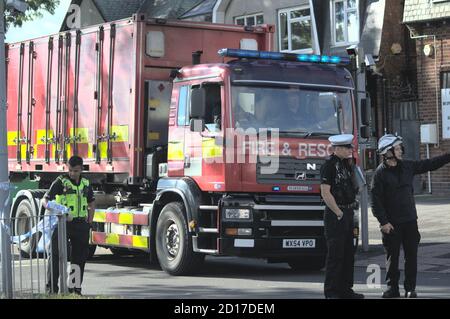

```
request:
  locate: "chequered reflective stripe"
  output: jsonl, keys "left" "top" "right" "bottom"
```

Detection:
{"left": 93, "top": 209, "right": 149, "bottom": 225}
{"left": 91, "top": 231, "right": 149, "bottom": 249}
{"left": 94, "top": 210, "right": 107, "bottom": 223}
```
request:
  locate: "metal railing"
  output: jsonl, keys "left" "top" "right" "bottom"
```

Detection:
{"left": 0, "top": 205, "right": 69, "bottom": 298}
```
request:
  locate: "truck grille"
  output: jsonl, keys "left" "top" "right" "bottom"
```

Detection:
{"left": 255, "top": 206, "right": 325, "bottom": 238}
{"left": 257, "top": 157, "right": 323, "bottom": 184}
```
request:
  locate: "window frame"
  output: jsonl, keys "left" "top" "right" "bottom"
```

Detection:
{"left": 277, "top": 5, "right": 319, "bottom": 54}
{"left": 441, "top": 71, "right": 450, "bottom": 89}
{"left": 330, "top": 0, "right": 360, "bottom": 47}
{"left": 234, "top": 13, "right": 264, "bottom": 26}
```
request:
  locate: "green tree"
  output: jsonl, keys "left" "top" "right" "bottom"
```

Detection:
{"left": 5, "top": 0, "right": 60, "bottom": 28}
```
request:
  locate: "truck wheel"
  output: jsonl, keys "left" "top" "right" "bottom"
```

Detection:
{"left": 14, "top": 198, "right": 37, "bottom": 258}
{"left": 288, "top": 256, "right": 326, "bottom": 272}
{"left": 156, "top": 202, "right": 204, "bottom": 275}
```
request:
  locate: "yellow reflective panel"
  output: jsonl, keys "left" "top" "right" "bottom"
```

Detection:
{"left": 168, "top": 141, "right": 184, "bottom": 161}
{"left": 106, "top": 233, "right": 120, "bottom": 245}
{"left": 111, "top": 125, "right": 129, "bottom": 142}
{"left": 148, "top": 132, "right": 160, "bottom": 141}
{"left": 118, "top": 213, "right": 133, "bottom": 225}
{"left": 132, "top": 236, "right": 148, "bottom": 249}
{"left": 7, "top": 131, "right": 18, "bottom": 146}
{"left": 202, "top": 137, "right": 223, "bottom": 159}
{"left": 69, "top": 128, "right": 89, "bottom": 143}
{"left": 21, "top": 145, "right": 27, "bottom": 160}
{"left": 88, "top": 143, "right": 94, "bottom": 159}
{"left": 93, "top": 210, "right": 106, "bottom": 223}
{"left": 36, "top": 130, "right": 54, "bottom": 145}
{"left": 98, "top": 141, "right": 108, "bottom": 159}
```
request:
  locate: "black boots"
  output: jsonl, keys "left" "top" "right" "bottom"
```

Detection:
{"left": 383, "top": 288, "right": 417, "bottom": 298}
{"left": 382, "top": 287, "right": 400, "bottom": 298}
{"left": 405, "top": 291, "right": 418, "bottom": 298}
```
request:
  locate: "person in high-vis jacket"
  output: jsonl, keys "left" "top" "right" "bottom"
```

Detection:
{"left": 44, "top": 156, "right": 95, "bottom": 295}
{"left": 320, "top": 134, "right": 364, "bottom": 299}
{"left": 371, "top": 134, "right": 450, "bottom": 298}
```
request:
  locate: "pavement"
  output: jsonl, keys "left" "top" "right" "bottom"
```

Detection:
{"left": 355, "top": 195, "right": 450, "bottom": 274}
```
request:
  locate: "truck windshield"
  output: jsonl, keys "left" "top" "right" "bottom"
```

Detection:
{"left": 231, "top": 86, "right": 353, "bottom": 136}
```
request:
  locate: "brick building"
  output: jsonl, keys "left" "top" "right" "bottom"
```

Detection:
{"left": 404, "top": 0, "right": 450, "bottom": 194}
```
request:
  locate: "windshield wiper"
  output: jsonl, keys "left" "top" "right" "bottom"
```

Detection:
{"left": 303, "top": 132, "right": 336, "bottom": 138}
{"left": 278, "top": 131, "right": 310, "bottom": 137}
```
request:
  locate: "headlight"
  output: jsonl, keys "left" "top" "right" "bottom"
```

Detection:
{"left": 224, "top": 208, "right": 251, "bottom": 219}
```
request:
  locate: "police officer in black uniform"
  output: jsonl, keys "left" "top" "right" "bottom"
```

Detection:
{"left": 372, "top": 134, "right": 450, "bottom": 298}
{"left": 320, "top": 134, "right": 364, "bottom": 299}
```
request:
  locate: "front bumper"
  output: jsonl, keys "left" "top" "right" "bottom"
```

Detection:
{"left": 218, "top": 236, "right": 326, "bottom": 258}
{"left": 218, "top": 195, "right": 327, "bottom": 259}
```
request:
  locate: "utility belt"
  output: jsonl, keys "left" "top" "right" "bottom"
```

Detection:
{"left": 71, "top": 217, "right": 87, "bottom": 223}
{"left": 337, "top": 201, "right": 359, "bottom": 210}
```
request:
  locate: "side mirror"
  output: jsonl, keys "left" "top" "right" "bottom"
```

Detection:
{"left": 190, "top": 87, "right": 206, "bottom": 119}
{"left": 362, "top": 148, "right": 376, "bottom": 170}
{"left": 360, "top": 98, "right": 370, "bottom": 126}
{"left": 190, "top": 119, "right": 205, "bottom": 132}
{"left": 360, "top": 125, "right": 370, "bottom": 139}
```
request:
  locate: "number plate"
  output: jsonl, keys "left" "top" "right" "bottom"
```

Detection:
{"left": 283, "top": 239, "right": 316, "bottom": 248}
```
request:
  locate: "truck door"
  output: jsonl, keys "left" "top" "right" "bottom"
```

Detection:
{"left": 167, "top": 84, "right": 188, "bottom": 176}
{"left": 184, "top": 82, "right": 225, "bottom": 190}
{"left": 144, "top": 80, "right": 172, "bottom": 151}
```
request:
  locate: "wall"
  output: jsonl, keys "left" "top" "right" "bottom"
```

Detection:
{"left": 365, "top": 0, "right": 418, "bottom": 168}
{"left": 414, "top": 22, "right": 450, "bottom": 194}
{"left": 224, "top": 0, "right": 311, "bottom": 52}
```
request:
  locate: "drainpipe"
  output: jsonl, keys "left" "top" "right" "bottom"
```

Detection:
{"left": 406, "top": 25, "right": 439, "bottom": 148}
{"left": 212, "top": 0, "right": 224, "bottom": 23}
{"left": 383, "top": 78, "right": 388, "bottom": 134}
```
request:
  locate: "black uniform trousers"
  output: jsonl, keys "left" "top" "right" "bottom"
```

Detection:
{"left": 46, "top": 219, "right": 90, "bottom": 293}
{"left": 324, "top": 207, "right": 355, "bottom": 298}
{"left": 382, "top": 221, "right": 421, "bottom": 292}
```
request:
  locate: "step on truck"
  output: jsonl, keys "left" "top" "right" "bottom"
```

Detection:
{"left": 6, "top": 15, "right": 361, "bottom": 275}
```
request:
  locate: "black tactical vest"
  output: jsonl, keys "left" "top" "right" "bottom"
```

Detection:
{"left": 330, "top": 156, "right": 357, "bottom": 205}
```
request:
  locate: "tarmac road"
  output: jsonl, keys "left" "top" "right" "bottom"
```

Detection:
{"left": 81, "top": 249, "right": 450, "bottom": 299}
{"left": 6, "top": 195, "right": 450, "bottom": 299}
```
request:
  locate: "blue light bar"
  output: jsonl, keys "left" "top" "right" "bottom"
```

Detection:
{"left": 218, "top": 48, "right": 350, "bottom": 65}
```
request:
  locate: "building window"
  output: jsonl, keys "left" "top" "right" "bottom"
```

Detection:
{"left": 235, "top": 13, "right": 264, "bottom": 26}
{"left": 442, "top": 72, "right": 450, "bottom": 89}
{"left": 331, "top": 0, "right": 359, "bottom": 46}
{"left": 278, "top": 6, "right": 314, "bottom": 53}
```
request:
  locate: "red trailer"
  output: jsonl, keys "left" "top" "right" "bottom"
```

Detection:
{"left": 7, "top": 16, "right": 361, "bottom": 275}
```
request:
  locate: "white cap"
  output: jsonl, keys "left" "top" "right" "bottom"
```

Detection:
{"left": 328, "top": 134, "right": 354, "bottom": 147}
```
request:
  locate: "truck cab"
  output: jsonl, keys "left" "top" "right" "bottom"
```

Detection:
{"left": 152, "top": 49, "right": 358, "bottom": 273}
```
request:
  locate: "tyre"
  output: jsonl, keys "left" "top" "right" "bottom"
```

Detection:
{"left": 288, "top": 256, "right": 326, "bottom": 272}
{"left": 14, "top": 198, "right": 38, "bottom": 258}
{"left": 155, "top": 202, "right": 204, "bottom": 275}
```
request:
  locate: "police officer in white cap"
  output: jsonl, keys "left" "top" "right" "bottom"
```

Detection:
{"left": 320, "top": 134, "right": 364, "bottom": 299}
{"left": 371, "top": 134, "right": 450, "bottom": 298}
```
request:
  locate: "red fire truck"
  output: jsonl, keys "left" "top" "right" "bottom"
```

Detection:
{"left": 6, "top": 16, "right": 361, "bottom": 275}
